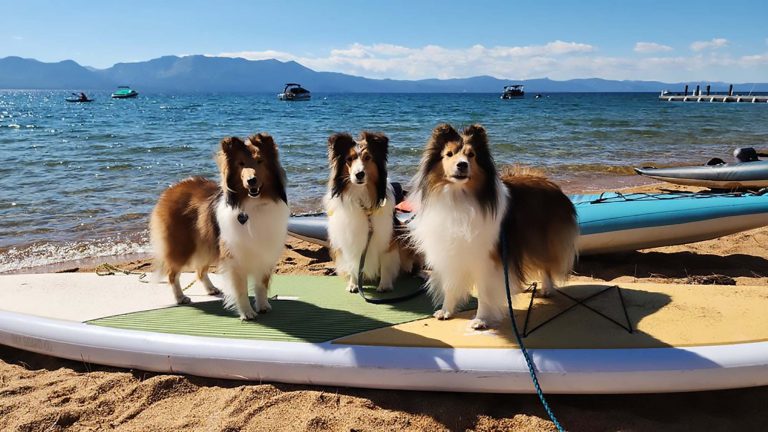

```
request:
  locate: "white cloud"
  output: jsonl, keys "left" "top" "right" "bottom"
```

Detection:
{"left": 211, "top": 40, "right": 765, "bottom": 82}
{"left": 634, "top": 42, "right": 673, "bottom": 53}
{"left": 12, "top": 35, "right": 23, "bottom": 41}
{"left": 215, "top": 41, "right": 595, "bottom": 80}
{"left": 740, "top": 53, "right": 768, "bottom": 66}
{"left": 690, "top": 38, "right": 728, "bottom": 51}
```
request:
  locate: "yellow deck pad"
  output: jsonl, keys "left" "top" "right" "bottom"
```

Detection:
{"left": 334, "top": 282, "right": 768, "bottom": 349}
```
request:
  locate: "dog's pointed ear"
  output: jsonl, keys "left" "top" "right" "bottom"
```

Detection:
{"left": 218, "top": 136, "right": 245, "bottom": 173}
{"left": 428, "top": 123, "right": 461, "bottom": 151}
{"left": 360, "top": 131, "right": 389, "bottom": 207}
{"left": 218, "top": 137, "right": 246, "bottom": 207}
{"left": 221, "top": 136, "right": 246, "bottom": 154}
{"left": 327, "top": 133, "right": 356, "bottom": 161}
{"left": 256, "top": 133, "right": 288, "bottom": 204}
{"left": 462, "top": 124, "right": 488, "bottom": 149}
{"left": 248, "top": 132, "right": 277, "bottom": 156}
{"left": 360, "top": 131, "right": 388, "bottom": 158}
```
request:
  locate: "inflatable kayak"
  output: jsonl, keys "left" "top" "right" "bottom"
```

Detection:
{"left": 635, "top": 161, "right": 768, "bottom": 189}
{"left": 289, "top": 192, "right": 768, "bottom": 255}
{"left": 635, "top": 147, "right": 768, "bottom": 190}
{"left": 2, "top": 273, "right": 768, "bottom": 394}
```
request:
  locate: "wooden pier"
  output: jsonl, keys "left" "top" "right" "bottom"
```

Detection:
{"left": 660, "top": 94, "right": 768, "bottom": 103}
{"left": 659, "top": 84, "right": 768, "bottom": 103}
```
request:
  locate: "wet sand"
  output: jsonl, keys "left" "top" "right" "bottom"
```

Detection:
{"left": 2, "top": 182, "right": 768, "bottom": 431}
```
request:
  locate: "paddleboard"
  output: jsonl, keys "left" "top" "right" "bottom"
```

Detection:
{"left": 635, "top": 161, "right": 768, "bottom": 189}
{"left": 1, "top": 273, "right": 767, "bottom": 394}
{"left": 289, "top": 192, "right": 768, "bottom": 254}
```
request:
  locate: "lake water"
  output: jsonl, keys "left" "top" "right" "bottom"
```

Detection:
{"left": 1, "top": 90, "right": 767, "bottom": 272}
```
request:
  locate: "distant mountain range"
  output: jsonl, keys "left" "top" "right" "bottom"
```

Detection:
{"left": 2, "top": 55, "right": 767, "bottom": 93}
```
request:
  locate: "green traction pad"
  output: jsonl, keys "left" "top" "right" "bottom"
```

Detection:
{"left": 88, "top": 275, "right": 475, "bottom": 343}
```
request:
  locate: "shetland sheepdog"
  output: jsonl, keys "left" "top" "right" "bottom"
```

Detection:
{"left": 408, "top": 124, "right": 578, "bottom": 329}
{"left": 324, "top": 131, "right": 414, "bottom": 293}
{"left": 149, "top": 133, "right": 289, "bottom": 320}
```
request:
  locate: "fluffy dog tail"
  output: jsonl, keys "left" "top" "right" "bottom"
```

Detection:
{"left": 500, "top": 167, "right": 578, "bottom": 288}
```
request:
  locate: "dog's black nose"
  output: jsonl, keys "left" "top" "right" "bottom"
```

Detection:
{"left": 456, "top": 161, "right": 468, "bottom": 171}
{"left": 355, "top": 171, "right": 365, "bottom": 180}
{"left": 247, "top": 177, "right": 258, "bottom": 186}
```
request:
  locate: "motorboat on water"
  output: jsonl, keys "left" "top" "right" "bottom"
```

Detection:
{"left": 501, "top": 84, "right": 524, "bottom": 99}
{"left": 111, "top": 86, "right": 139, "bottom": 99}
{"left": 278, "top": 83, "right": 311, "bottom": 101}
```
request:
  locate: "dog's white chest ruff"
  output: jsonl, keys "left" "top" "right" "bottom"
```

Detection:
{"left": 324, "top": 188, "right": 396, "bottom": 279}
{"left": 410, "top": 187, "right": 507, "bottom": 273}
{"left": 216, "top": 198, "right": 289, "bottom": 270}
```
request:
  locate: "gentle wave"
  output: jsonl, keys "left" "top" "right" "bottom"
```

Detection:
{"left": 0, "top": 235, "right": 149, "bottom": 273}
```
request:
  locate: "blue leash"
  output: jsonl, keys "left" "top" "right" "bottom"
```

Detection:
{"left": 500, "top": 232, "right": 566, "bottom": 432}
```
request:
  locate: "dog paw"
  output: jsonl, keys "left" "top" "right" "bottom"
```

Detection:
{"left": 206, "top": 287, "right": 223, "bottom": 296}
{"left": 347, "top": 283, "right": 359, "bottom": 293}
{"left": 239, "top": 307, "right": 258, "bottom": 321}
{"left": 469, "top": 318, "right": 490, "bottom": 330}
{"left": 376, "top": 284, "right": 394, "bottom": 293}
{"left": 256, "top": 300, "right": 272, "bottom": 313}
{"left": 177, "top": 295, "right": 191, "bottom": 305}
{"left": 535, "top": 287, "right": 555, "bottom": 298}
{"left": 433, "top": 309, "right": 452, "bottom": 320}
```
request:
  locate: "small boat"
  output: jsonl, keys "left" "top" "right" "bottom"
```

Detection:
{"left": 65, "top": 97, "right": 93, "bottom": 103}
{"left": 500, "top": 84, "right": 524, "bottom": 99}
{"left": 288, "top": 190, "right": 768, "bottom": 255}
{"left": 635, "top": 148, "right": 768, "bottom": 190}
{"left": 66, "top": 92, "right": 93, "bottom": 102}
{"left": 535, "top": 94, "right": 544, "bottom": 99}
{"left": 277, "top": 83, "right": 311, "bottom": 101}
{"left": 111, "top": 86, "right": 139, "bottom": 99}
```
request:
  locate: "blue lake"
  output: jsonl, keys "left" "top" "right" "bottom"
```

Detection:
{"left": 1, "top": 91, "right": 766, "bottom": 271}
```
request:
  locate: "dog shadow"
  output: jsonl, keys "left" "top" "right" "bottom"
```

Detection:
{"left": 174, "top": 281, "right": 720, "bottom": 403}
{"left": 401, "top": 283, "right": 722, "bottom": 373}
{"left": 501, "top": 284, "right": 674, "bottom": 349}
{"left": 577, "top": 250, "right": 768, "bottom": 281}
{"left": 183, "top": 275, "right": 447, "bottom": 346}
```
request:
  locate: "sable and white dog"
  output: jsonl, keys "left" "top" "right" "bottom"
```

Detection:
{"left": 408, "top": 124, "right": 578, "bottom": 329}
{"left": 323, "top": 131, "right": 407, "bottom": 293}
{"left": 150, "top": 133, "right": 289, "bottom": 320}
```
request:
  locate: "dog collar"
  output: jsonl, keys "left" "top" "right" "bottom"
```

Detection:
{"left": 363, "top": 198, "right": 387, "bottom": 216}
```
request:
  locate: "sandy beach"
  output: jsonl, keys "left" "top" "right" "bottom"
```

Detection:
{"left": 2, "top": 182, "right": 768, "bottom": 431}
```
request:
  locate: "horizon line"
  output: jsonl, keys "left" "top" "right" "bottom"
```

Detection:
{"left": 3, "top": 54, "right": 767, "bottom": 87}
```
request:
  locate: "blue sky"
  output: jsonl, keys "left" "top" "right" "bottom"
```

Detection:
{"left": 2, "top": 0, "right": 767, "bottom": 82}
